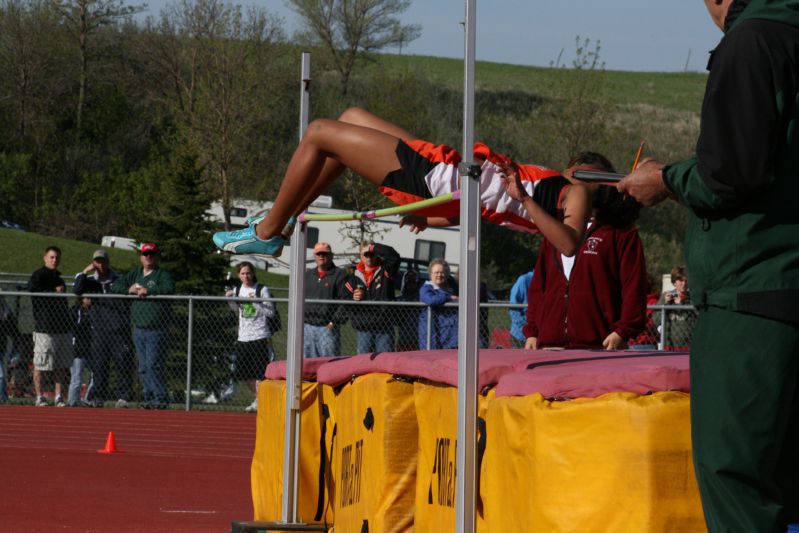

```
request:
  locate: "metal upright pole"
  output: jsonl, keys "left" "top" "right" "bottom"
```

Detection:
{"left": 456, "top": 2, "right": 479, "bottom": 533}
{"left": 185, "top": 297, "right": 194, "bottom": 411}
{"left": 281, "top": 51, "right": 311, "bottom": 524}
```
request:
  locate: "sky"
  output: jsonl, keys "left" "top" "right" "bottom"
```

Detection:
{"left": 140, "top": 0, "right": 724, "bottom": 73}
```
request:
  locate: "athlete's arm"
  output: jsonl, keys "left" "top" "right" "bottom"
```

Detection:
{"left": 503, "top": 167, "right": 589, "bottom": 256}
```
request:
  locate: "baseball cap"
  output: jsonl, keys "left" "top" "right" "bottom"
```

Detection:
{"left": 140, "top": 242, "right": 159, "bottom": 254}
{"left": 313, "top": 242, "right": 332, "bottom": 254}
{"left": 92, "top": 249, "right": 109, "bottom": 261}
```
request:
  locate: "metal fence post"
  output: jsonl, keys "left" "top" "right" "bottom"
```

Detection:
{"left": 185, "top": 297, "right": 194, "bottom": 411}
{"left": 426, "top": 306, "right": 433, "bottom": 349}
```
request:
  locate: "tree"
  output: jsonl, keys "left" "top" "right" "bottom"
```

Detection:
{"left": 53, "top": 0, "right": 144, "bottom": 136}
{"left": 287, "top": 0, "right": 420, "bottom": 94}
{"left": 531, "top": 36, "right": 612, "bottom": 168}
{"left": 0, "top": 0, "right": 62, "bottom": 149}
{"left": 130, "top": 151, "right": 229, "bottom": 294}
{"left": 138, "top": 0, "right": 288, "bottom": 229}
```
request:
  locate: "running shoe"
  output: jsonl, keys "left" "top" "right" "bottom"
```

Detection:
{"left": 54, "top": 396, "right": 66, "bottom": 407}
{"left": 35, "top": 396, "right": 48, "bottom": 407}
{"left": 115, "top": 399, "right": 128, "bottom": 409}
{"left": 245, "top": 399, "right": 258, "bottom": 413}
{"left": 246, "top": 213, "right": 297, "bottom": 238}
{"left": 212, "top": 223, "right": 286, "bottom": 257}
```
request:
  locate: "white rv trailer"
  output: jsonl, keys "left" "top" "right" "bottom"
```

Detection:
{"left": 208, "top": 196, "right": 461, "bottom": 276}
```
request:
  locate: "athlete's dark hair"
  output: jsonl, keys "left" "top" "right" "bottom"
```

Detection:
{"left": 567, "top": 151, "right": 615, "bottom": 172}
{"left": 568, "top": 151, "right": 641, "bottom": 228}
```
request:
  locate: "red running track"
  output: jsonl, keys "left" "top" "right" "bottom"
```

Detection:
{"left": 0, "top": 405, "right": 256, "bottom": 532}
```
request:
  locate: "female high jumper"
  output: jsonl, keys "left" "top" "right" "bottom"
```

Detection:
{"left": 213, "top": 107, "right": 592, "bottom": 258}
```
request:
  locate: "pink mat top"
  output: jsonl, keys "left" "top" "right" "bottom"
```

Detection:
{"left": 264, "top": 357, "right": 342, "bottom": 381}
{"left": 495, "top": 351, "right": 690, "bottom": 399}
{"left": 313, "top": 349, "right": 669, "bottom": 390}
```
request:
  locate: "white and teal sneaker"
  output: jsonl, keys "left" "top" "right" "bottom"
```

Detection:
{"left": 246, "top": 214, "right": 297, "bottom": 239}
{"left": 212, "top": 223, "right": 286, "bottom": 257}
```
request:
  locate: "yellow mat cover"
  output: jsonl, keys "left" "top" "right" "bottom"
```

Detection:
{"left": 330, "top": 373, "right": 418, "bottom": 533}
{"left": 483, "top": 391, "right": 705, "bottom": 532}
{"left": 251, "top": 379, "right": 334, "bottom": 524}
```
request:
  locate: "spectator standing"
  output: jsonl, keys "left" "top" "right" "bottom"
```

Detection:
{"left": 419, "top": 259, "right": 459, "bottom": 350}
{"left": 525, "top": 153, "right": 648, "bottom": 350}
{"left": 653, "top": 266, "right": 697, "bottom": 351}
{"left": 69, "top": 297, "right": 92, "bottom": 406}
{"left": 508, "top": 271, "right": 534, "bottom": 348}
{"left": 304, "top": 242, "right": 349, "bottom": 357}
{"left": 0, "top": 292, "right": 20, "bottom": 403}
{"left": 29, "top": 246, "right": 73, "bottom": 407}
{"left": 616, "top": 2, "right": 799, "bottom": 529}
{"left": 396, "top": 270, "right": 421, "bottom": 351}
{"left": 346, "top": 242, "right": 400, "bottom": 354}
{"left": 225, "top": 261, "right": 276, "bottom": 413}
{"left": 112, "top": 242, "right": 175, "bottom": 409}
{"left": 74, "top": 249, "right": 133, "bottom": 408}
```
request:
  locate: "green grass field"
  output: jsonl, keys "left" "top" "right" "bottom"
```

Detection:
{"left": 0, "top": 228, "right": 290, "bottom": 289}
{"left": 0, "top": 228, "right": 140, "bottom": 276}
{"left": 367, "top": 53, "right": 708, "bottom": 113}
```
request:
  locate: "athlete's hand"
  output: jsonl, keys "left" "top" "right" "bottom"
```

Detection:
{"left": 400, "top": 214, "right": 428, "bottom": 234}
{"left": 500, "top": 163, "right": 528, "bottom": 203}
{"left": 616, "top": 159, "right": 670, "bottom": 206}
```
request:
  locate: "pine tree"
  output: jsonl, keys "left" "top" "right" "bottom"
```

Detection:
{"left": 132, "top": 152, "right": 228, "bottom": 294}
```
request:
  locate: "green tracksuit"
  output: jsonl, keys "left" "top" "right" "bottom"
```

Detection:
{"left": 662, "top": 1, "right": 799, "bottom": 531}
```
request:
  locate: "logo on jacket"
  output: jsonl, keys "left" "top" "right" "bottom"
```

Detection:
{"left": 583, "top": 236, "right": 602, "bottom": 255}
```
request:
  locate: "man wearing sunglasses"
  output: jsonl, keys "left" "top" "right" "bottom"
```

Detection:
{"left": 113, "top": 242, "right": 175, "bottom": 409}
{"left": 346, "top": 242, "right": 400, "bottom": 354}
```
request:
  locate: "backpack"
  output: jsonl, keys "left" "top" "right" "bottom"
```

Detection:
{"left": 235, "top": 283, "right": 282, "bottom": 333}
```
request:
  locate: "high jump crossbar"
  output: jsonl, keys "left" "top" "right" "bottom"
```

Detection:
{"left": 298, "top": 191, "right": 460, "bottom": 222}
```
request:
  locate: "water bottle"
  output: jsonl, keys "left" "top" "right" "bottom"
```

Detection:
{"left": 224, "top": 271, "right": 234, "bottom": 293}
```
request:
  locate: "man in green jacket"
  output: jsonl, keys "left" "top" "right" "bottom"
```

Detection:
{"left": 113, "top": 242, "right": 175, "bottom": 409}
{"left": 618, "top": 1, "right": 799, "bottom": 530}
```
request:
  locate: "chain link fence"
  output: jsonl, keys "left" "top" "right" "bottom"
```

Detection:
{"left": 0, "top": 287, "right": 698, "bottom": 411}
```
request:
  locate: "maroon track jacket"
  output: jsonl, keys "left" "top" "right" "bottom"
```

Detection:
{"left": 523, "top": 222, "right": 648, "bottom": 348}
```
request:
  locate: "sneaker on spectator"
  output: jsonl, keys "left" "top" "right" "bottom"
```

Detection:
{"left": 81, "top": 399, "right": 101, "bottom": 408}
{"left": 35, "top": 396, "right": 48, "bottom": 407}
{"left": 221, "top": 383, "right": 236, "bottom": 402}
{"left": 115, "top": 399, "right": 128, "bottom": 409}
{"left": 244, "top": 400, "right": 258, "bottom": 413}
{"left": 55, "top": 396, "right": 66, "bottom": 407}
{"left": 203, "top": 393, "right": 219, "bottom": 405}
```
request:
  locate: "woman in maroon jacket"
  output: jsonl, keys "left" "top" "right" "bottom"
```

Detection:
{"left": 523, "top": 153, "right": 648, "bottom": 350}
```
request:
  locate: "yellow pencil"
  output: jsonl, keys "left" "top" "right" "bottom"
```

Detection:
{"left": 631, "top": 140, "right": 645, "bottom": 171}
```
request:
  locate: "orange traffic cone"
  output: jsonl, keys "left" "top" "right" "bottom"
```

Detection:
{"left": 97, "top": 431, "right": 123, "bottom": 454}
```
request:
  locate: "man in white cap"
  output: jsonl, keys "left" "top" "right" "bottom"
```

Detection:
{"left": 303, "top": 242, "right": 348, "bottom": 357}
{"left": 73, "top": 249, "right": 133, "bottom": 408}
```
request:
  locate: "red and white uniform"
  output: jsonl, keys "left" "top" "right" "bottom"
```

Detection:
{"left": 378, "top": 139, "right": 568, "bottom": 234}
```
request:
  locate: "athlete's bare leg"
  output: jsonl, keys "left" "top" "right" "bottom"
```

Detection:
{"left": 287, "top": 107, "right": 418, "bottom": 220}
{"left": 255, "top": 118, "right": 407, "bottom": 240}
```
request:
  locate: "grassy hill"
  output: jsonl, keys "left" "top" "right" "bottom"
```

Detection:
{"left": 0, "top": 228, "right": 290, "bottom": 290}
{"left": 0, "top": 228, "right": 140, "bottom": 276}
{"left": 369, "top": 54, "right": 708, "bottom": 113}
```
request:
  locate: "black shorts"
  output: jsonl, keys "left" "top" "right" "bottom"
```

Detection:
{"left": 233, "top": 338, "right": 273, "bottom": 380}
{"left": 381, "top": 140, "right": 436, "bottom": 200}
